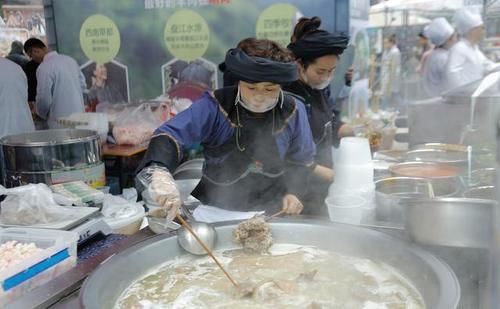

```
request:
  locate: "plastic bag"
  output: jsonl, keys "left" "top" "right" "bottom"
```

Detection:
{"left": 101, "top": 194, "right": 145, "bottom": 234}
{"left": 0, "top": 184, "right": 77, "bottom": 225}
{"left": 101, "top": 194, "right": 141, "bottom": 219}
{"left": 112, "top": 103, "right": 164, "bottom": 145}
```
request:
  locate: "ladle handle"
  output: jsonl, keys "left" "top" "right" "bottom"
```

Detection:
{"left": 175, "top": 214, "right": 239, "bottom": 288}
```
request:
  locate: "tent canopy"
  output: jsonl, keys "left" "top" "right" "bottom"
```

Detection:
{"left": 369, "top": 10, "right": 431, "bottom": 27}
{"left": 371, "top": 0, "right": 464, "bottom": 12}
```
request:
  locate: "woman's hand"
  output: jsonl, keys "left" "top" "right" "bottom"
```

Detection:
{"left": 281, "top": 194, "right": 304, "bottom": 215}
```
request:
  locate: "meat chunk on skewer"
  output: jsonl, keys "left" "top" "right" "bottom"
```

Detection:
{"left": 233, "top": 217, "right": 272, "bottom": 253}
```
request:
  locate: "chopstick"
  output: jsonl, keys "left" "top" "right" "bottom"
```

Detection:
{"left": 175, "top": 214, "right": 239, "bottom": 288}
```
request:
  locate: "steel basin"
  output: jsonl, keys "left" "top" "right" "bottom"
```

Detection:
{"left": 80, "top": 219, "right": 460, "bottom": 308}
{"left": 375, "top": 177, "right": 459, "bottom": 223}
{"left": 404, "top": 198, "right": 495, "bottom": 248}
{"left": 0, "top": 129, "right": 102, "bottom": 187}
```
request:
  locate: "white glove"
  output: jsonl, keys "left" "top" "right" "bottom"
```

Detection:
{"left": 147, "top": 167, "right": 181, "bottom": 220}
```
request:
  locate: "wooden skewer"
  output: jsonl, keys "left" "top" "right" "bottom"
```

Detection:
{"left": 265, "top": 209, "right": 285, "bottom": 221}
{"left": 176, "top": 214, "right": 239, "bottom": 288}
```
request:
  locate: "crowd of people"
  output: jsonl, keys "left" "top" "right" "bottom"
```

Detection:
{"left": 1, "top": 7, "right": 497, "bottom": 216}
{"left": 380, "top": 7, "right": 499, "bottom": 102}
{"left": 0, "top": 38, "right": 85, "bottom": 137}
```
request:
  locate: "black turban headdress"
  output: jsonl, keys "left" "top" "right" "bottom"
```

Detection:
{"left": 287, "top": 30, "right": 349, "bottom": 61}
{"left": 224, "top": 48, "right": 298, "bottom": 84}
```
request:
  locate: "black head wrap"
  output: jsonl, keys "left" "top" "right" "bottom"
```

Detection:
{"left": 287, "top": 30, "right": 349, "bottom": 61}
{"left": 224, "top": 48, "right": 297, "bottom": 84}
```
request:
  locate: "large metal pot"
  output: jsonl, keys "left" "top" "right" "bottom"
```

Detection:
{"left": 404, "top": 198, "right": 495, "bottom": 248}
{"left": 0, "top": 129, "right": 103, "bottom": 187}
{"left": 375, "top": 177, "right": 458, "bottom": 223}
{"left": 80, "top": 219, "right": 460, "bottom": 308}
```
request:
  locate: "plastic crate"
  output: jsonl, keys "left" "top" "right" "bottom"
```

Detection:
{"left": 0, "top": 228, "right": 78, "bottom": 306}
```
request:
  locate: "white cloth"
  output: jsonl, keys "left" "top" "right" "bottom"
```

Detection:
{"left": 193, "top": 205, "right": 264, "bottom": 223}
{"left": 424, "top": 18, "right": 454, "bottom": 47}
{"left": 422, "top": 48, "right": 451, "bottom": 97}
{"left": 0, "top": 58, "right": 35, "bottom": 139}
{"left": 454, "top": 8, "right": 483, "bottom": 36}
{"left": 380, "top": 46, "right": 401, "bottom": 95}
{"left": 35, "top": 51, "right": 85, "bottom": 128}
{"left": 446, "top": 39, "right": 500, "bottom": 90}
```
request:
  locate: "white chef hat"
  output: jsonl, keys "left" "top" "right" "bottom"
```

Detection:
{"left": 424, "top": 18, "right": 454, "bottom": 46}
{"left": 453, "top": 8, "right": 483, "bottom": 35}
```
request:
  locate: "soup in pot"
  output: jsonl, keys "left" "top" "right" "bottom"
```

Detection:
{"left": 116, "top": 244, "right": 425, "bottom": 308}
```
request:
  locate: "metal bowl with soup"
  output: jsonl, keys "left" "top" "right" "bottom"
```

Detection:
{"left": 390, "top": 162, "right": 460, "bottom": 179}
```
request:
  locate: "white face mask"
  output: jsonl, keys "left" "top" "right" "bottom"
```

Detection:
{"left": 312, "top": 78, "right": 332, "bottom": 90}
{"left": 300, "top": 71, "right": 332, "bottom": 90}
{"left": 236, "top": 87, "right": 282, "bottom": 113}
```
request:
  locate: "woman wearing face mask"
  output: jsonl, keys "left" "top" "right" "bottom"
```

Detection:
{"left": 136, "top": 38, "right": 316, "bottom": 219}
{"left": 284, "top": 16, "right": 350, "bottom": 215}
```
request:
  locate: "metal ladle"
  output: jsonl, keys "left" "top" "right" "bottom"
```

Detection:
{"left": 176, "top": 204, "right": 217, "bottom": 255}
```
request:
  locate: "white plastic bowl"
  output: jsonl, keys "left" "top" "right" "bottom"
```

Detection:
{"left": 325, "top": 194, "right": 366, "bottom": 224}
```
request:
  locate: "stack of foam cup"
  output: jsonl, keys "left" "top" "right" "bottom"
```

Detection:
{"left": 327, "top": 137, "right": 375, "bottom": 222}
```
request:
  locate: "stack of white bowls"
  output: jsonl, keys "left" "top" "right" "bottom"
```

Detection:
{"left": 326, "top": 137, "right": 375, "bottom": 224}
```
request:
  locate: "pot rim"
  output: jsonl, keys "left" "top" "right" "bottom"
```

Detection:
{"left": 0, "top": 129, "right": 100, "bottom": 147}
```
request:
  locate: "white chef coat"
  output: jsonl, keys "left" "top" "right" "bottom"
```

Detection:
{"left": 36, "top": 51, "right": 85, "bottom": 128}
{"left": 0, "top": 58, "right": 35, "bottom": 138}
{"left": 446, "top": 39, "right": 500, "bottom": 90}
{"left": 422, "top": 48, "right": 451, "bottom": 97}
{"left": 380, "top": 45, "right": 401, "bottom": 96}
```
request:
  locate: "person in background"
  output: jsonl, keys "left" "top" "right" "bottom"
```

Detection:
{"left": 422, "top": 18, "right": 457, "bottom": 97}
{"left": 416, "top": 32, "right": 433, "bottom": 75}
{"left": 0, "top": 58, "right": 35, "bottom": 137}
{"left": 285, "top": 16, "right": 350, "bottom": 215}
{"left": 6, "top": 41, "right": 29, "bottom": 67}
{"left": 22, "top": 58, "right": 44, "bottom": 129}
{"left": 23, "top": 59, "right": 39, "bottom": 103}
{"left": 136, "top": 38, "right": 316, "bottom": 219}
{"left": 23, "top": 38, "right": 85, "bottom": 129}
{"left": 446, "top": 8, "right": 500, "bottom": 90}
{"left": 0, "top": 57, "right": 35, "bottom": 180}
{"left": 380, "top": 34, "right": 401, "bottom": 111}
